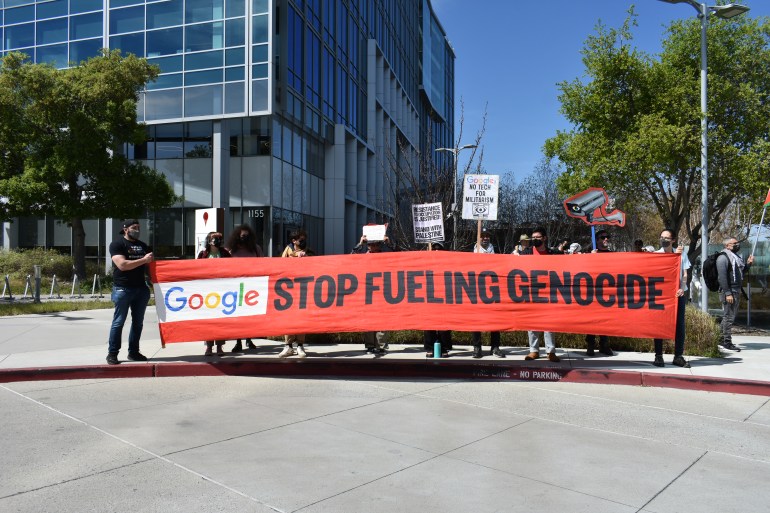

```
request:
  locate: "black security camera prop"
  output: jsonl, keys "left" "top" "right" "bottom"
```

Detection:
{"left": 563, "top": 187, "right": 625, "bottom": 227}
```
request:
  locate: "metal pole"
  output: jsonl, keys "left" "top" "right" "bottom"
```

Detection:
{"left": 699, "top": 3, "right": 709, "bottom": 313}
{"left": 453, "top": 149, "right": 458, "bottom": 251}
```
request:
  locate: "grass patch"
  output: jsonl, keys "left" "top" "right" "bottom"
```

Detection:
{"left": 0, "top": 300, "right": 114, "bottom": 316}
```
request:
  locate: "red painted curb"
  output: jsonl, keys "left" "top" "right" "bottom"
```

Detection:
{"left": 641, "top": 372, "right": 770, "bottom": 396}
{"left": 0, "top": 364, "right": 154, "bottom": 383}
{"left": 0, "top": 360, "right": 768, "bottom": 396}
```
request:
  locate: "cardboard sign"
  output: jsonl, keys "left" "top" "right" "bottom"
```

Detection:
{"left": 362, "top": 224, "right": 388, "bottom": 241}
{"left": 462, "top": 175, "right": 499, "bottom": 220}
{"left": 412, "top": 203, "right": 445, "bottom": 243}
{"left": 151, "top": 252, "right": 680, "bottom": 344}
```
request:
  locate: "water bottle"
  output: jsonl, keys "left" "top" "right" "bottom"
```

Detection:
{"left": 434, "top": 340, "right": 442, "bottom": 358}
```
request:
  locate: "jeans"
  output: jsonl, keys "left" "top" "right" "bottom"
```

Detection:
{"left": 654, "top": 294, "right": 687, "bottom": 357}
{"left": 108, "top": 285, "right": 151, "bottom": 355}
{"left": 528, "top": 331, "right": 555, "bottom": 353}
{"left": 720, "top": 290, "right": 740, "bottom": 345}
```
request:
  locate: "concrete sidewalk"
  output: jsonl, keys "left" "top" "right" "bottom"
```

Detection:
{"left": 0, "top": 308, "right": 769, "bottom": 394}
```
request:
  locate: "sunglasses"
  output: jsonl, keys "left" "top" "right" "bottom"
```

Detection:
{"left": 598, "top": 235, "right": 610, "bottom": 240}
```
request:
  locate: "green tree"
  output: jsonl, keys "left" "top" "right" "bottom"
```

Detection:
{"left": 0, "top": 50, "right": 177, "bottom": 278}
{"left": 545, "top": 8, "right": 770, "bottom": 267}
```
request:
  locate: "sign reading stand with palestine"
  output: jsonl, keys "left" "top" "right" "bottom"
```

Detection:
{"left": 412, "top": 202, "right": 445, "bottom": 243}
{"left": 462, "top": 175, "right": 499, "bottom": 221}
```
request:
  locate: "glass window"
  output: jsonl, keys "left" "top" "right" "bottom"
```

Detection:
{"left": 183, "top": 158, "right": 213, "bottom": 207}
{"left": 70, "top": 13, "right": 103, "bottom": 40}
{"left": 184, "top": 49, "right": 222, "bottom": 70}
{"left": 154, "top": 159, "right": 184, "bottom": 197}
{"left": 70, "top": 38, "right": 102, "bottom": 64}
{"left": 5, "top": 24, "right": 35, "bottom": 49}
{"left": 5, "top": 0, "right": 36, "bottom": 7}
{"left": 252, "top": 14, "right": 267, "bottom": 44}
{"left": 225, "top": 18, "right": 244, "bottom": 47}
{"left": 146, "top": 27, "right": 183, "bottom": 57}
{"left": 185, "top": 22, "right": 223, "bottom": 52}
{"left": 252, "top": 43, "right": 267, "bottom": 62}
{"left": 147, "top": 73, "right": 182, "bottom": 89}
{"left": 37, "top": 0, "right": 68, "bottom": 19}
{"left": 36, "top": 43, "right": 68, "bottom": 67}
{"left": 225, "top": 46, "right": 244, "bottom": 66}
{"left": 186, "top": 0, "right": 224, "bottom": 24}
{"left": 4, "top": 5, "right": 34, "bottom": 25}
{"left": 109, "top": 32, "right": 144, "bottom": 56}
{"left": 225, "top": 0, "right": 245, "bottom": 19}
{"left": 184, "top": 141, "right": 211, "bottom": 157}
{"left": 147, "top": 0, "right": 183, "bottom": 29}
{"left": 36, "top": 18, "right": 68, "bottom": 45}
{"left": 145, "top": 88, "right": 183, "bottom": 121}
{"left": 252, "top": 0, "right": 268, "bottom": 14}
{"left": 149, "top": 54, "right": 183, "bottom": 73}
{"left": 110, "top": 6, "right": 145, "bottom": 34}
{"left": 251, "top": 78, "right": 268, "bottom": 112}
{"left": 184, "top": 84, "right": 222, "bottom": 117}
{"left": 251, "top": 63, "right": 267, "bottom": 79}
{"left": 109, "top": 0, "right": 143, "bottom": 8}
{"left": 71, "top": 0, "right": 103, "bottom": 14}
{"left": 225, "top": 66, "right": 243, "bottom": 81}
{"left": 184, "top": 69, "right": 221, "bottom": 86}
{"left": 224, "top": 81, "right": 244, "bottom": 113}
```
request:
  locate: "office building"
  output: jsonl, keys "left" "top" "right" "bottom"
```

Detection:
{"left": 1, "top": 0, "right": 454, "bottom": 262}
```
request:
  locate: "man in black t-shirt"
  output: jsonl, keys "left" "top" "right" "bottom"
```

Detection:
{"left": 106, "top": 219, "right": 153, "bottom": 365}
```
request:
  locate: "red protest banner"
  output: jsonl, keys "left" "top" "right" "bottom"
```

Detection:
{"left": 150, "top": 251, "right": 680, "bottom": 344}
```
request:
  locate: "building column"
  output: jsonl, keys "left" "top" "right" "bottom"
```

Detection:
{"left": 212, "top": 120, "right": 231, "bottom": 225}
{"left": 2, "top": 221, "right": 17, "bottom": 250}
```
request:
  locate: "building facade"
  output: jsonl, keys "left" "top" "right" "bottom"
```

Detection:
{"left": 1, "top": 0, "right": 454, "bottom": 264}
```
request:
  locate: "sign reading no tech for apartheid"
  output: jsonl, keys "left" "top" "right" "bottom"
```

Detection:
{"left": 462, "top": 174, "right": 499, "bottom": 221}
{"left": 412, "top": 202, "right": 445, "bottom": 243}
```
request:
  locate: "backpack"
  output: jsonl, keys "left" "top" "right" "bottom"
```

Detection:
{"left": 702, "top": 251, "right": 726, "bottom": 292}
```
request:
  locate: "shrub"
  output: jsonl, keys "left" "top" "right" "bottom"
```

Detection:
{"left": 303, "top": 304, "right": 721, "bottom": 357}
{"left": 0, "top": 248, "right": 75, "bottom": 281}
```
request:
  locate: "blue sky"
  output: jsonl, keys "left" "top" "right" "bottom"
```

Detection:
{"left": 431, "top": 0, "right": 770, "bottom": 180}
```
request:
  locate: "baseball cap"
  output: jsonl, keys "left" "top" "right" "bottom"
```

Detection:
{"left": 519, "top": 234, "right": 530, "bottom": 241}
{"left": 120, "top": 219, "right": 140, "bottom": 234}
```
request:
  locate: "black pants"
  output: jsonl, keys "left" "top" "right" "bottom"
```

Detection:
{"left": 472, "top": 331, "right": 500, "bottom": 349}
{"left": 654, "top": 295, "right": 687, "bottom": 356}
{"left": 585, "top": 334, "right": 610, "bottom": 350}
{"left": 424, "top": 330, "right": 453, "bottom": 352}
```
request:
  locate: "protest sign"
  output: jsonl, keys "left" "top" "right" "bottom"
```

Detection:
{"left": 412, "top": 202, "right": 445, "bottom": 243}
{"left": 462, "top": 175, "right": 499, "bottom": 220}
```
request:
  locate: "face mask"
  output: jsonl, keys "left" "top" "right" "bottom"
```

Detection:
{"left": 532, "top": 239, "right": 543, "bottom": 248}
{"left": 211, "top": 238, "right": 222, "bottom": 247}
{"left": 127, "top": 229, "right": 140, "bottom": 240}
{"left": 732, "top": 243, "right": 741, "bottom": 253}
{"left": 660, "top": 239, "right": 671, "bottom": 248}
{"left": 481, "top": 240, "right": 489, "bottom": 248}
{"left": 297, "top": 239, "right": 307, "bottom": 250}
{"left": 239, "top": 235, "right": 248, "bottom": 243}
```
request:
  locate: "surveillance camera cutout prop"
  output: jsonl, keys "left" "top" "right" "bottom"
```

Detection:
{"left": 563, "top": 187, "right": 626, "bottom": 227}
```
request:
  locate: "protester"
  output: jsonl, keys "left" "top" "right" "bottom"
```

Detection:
{"left": 585, "top": 229, "right": 614, "bottom": 357}
{"left": 423, "top": 242, "right": 452, "bottom": 357}
{"left": 516, "top": 227, "right": 559, "bottom": 362}
{"left": 106, "top": 219, "right": 153, "bottom": 365}
{"left": 352, "top": 234, "right": 390, "bottom": 355}
{"left": 717, "top": 236, "right": 754, "bottom": 352}
{"left": 197, "top": 231, "right": 231, "bottom": 356}
{"left": 278, "top": 229, "right": 313, "bottom": 357}
{"left": 471, "top": 232, "right": 504, "bottom": 358}
{"left": 652, "top": 229, "right": 691, "bottom": 368}
{"left": 225, "top": 224, "right": 263, "bottom": 352}
{"left": 473, "top": 231, "right": 495, "bottom": 254}
{"left": 515, "top": 233, "right": 530, "bottom": 254}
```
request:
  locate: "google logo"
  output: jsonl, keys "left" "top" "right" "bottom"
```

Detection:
{"left": 156, "top": 277, "right": 269, "bottom": 321}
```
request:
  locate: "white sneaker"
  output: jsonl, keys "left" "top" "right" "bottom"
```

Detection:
{"left": 296, "top": 346, "right": 307, "bottom": 358}
{"left": 278, "top": 346, "right": 296, "bottom": 358}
